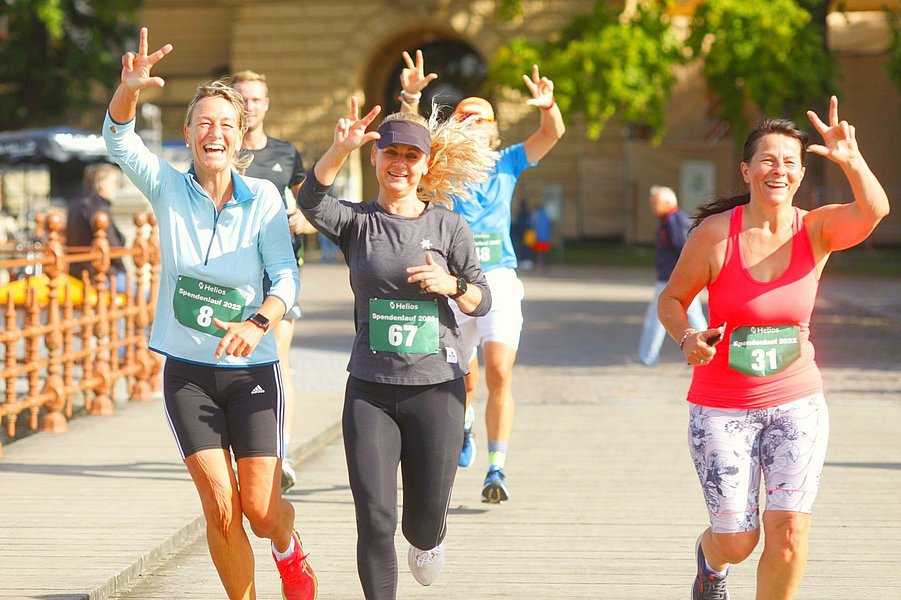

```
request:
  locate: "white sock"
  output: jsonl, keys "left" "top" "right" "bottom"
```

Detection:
{"left": 272, "top": 535, "right": 296, "bottom": 561}
{"left": 463, "top": 405, "right": 475, "bottom": 430}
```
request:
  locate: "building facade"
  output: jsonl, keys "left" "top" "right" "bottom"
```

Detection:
{"left": 138, "top": 0, "right": 900, "bottom": 244}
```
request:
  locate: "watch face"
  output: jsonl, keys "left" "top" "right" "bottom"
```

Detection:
{"left": 250, "top": 313, "right": 270, "bottom": 329}
{"left": 457, "top": 278, "right": 467, "bottom": 294}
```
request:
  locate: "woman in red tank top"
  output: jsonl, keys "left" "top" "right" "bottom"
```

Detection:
{"left": 658, "top": 97, "right": 889, "bottom": 600}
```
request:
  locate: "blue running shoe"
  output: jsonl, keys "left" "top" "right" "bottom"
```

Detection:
{"left": 481, "top": 466, "right": 509, "bottom": 504}
{"left": 458, "top": 428, "right": 476, "bottom": 468}
{"left": 692, "top": 534, "right": 729, "bottom": 600}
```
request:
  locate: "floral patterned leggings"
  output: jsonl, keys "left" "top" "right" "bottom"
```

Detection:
{"left": 688, "top": 393, "right": 829, "bottom": 533}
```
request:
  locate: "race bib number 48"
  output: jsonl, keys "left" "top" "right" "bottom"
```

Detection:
{"left": 369, "top": 298, "right": 439, "bottom": 354}
{"left": 473, "top": 232, "right": 503, "bottom": 267}
{"left": 173, "top": 276, "right": 246, "bottom": 338}
{"left": 728, "top": 325, "right": 801, "bottom": 377}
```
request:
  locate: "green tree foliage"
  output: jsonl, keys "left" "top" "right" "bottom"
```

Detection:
{"left": 686, "top": 0, "right": 834, "bottom": 141}
{"left": 888, "top": 10, "right": 901, "bottom": 91}
{"left": 0, "top": 0, "right": 139, "bottom": 130}
{"left": 489, "top": 0, "right": 684, "bottom": 142}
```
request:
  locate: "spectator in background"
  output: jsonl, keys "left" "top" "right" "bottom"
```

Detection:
{"left": 530, "top": 203, "right": 552, "bottom": 272}
{"left": 66, "top": 162, "right": 128, "bottom": 288}
{"left": 511, "top": 198, "right": 533, "bottom": 270}
{"left": 637, "top": 185, "right": 706, "bottom": 366}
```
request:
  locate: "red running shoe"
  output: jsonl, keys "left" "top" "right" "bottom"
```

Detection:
{"left": 273, "top": 531, "right": 318, "bottom": 600}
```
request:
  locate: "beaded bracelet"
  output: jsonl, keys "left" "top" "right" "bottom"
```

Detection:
{"left": 679, "top": 328, "right": 699, "bottom": 350}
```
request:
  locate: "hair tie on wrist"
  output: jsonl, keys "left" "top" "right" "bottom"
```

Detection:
{"left": 541, "top": 96, "right": 556, "bottom": 111}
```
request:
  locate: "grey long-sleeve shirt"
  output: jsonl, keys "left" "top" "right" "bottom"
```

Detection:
{"left": 299, "top": 173, "right": 491, "bottom": 385}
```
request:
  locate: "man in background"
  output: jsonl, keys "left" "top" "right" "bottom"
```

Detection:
{"left": 637, "top": 185, "right": 706, "bottom": 366}
{"left": 232, "top": 70, "right": 307, "bottom": 492}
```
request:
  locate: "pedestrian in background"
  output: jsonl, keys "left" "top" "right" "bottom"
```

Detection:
{"left": 66, "top": 162, "right": 128, "bottom": 289}
{"left": 400, "top": 50, "right": 565, "bottom": 503}
{"left": 637, "top": 185, "right": 706, "bottom": 366}
{"left": 298, "top": 97, "right": 493, "bottom": 599}
{"left": 231, "top": 70, "right": 307, "bottom": 493}
{"left": 658, "top": 97, "right": 889, "bottom": 600}
{"left": 103, "top": 28, "right": 316, "bottom": 600}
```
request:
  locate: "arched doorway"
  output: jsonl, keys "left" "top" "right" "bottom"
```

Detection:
{"left": 360, "top": 35, "right": 487, "bottom": 201}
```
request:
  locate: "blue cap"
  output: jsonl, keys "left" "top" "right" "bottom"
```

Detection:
{"left": 376, "top": 120, "right": 431, "bottom": 156}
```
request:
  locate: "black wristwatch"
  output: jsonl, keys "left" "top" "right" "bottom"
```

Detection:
{"left": 246, "top": 312, "right": 270, "bottom": 332}
{"left": 448, "top": 277, "right": 468, "bottom": 299}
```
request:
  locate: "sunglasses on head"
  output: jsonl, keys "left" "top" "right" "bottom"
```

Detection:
{"left": 456, "top": 112, "right": 495, "bottom": 124}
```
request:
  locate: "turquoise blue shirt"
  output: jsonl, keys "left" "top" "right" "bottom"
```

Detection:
{"left": 102, "top": 112, "right": 299, "bottom": 367}
{"left": 453, "top": 143, "right": 536, "bottom": 271}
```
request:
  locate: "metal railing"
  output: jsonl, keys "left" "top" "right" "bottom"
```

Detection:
{"left": 0, "top": 210, "right": 161, "bottom": 457}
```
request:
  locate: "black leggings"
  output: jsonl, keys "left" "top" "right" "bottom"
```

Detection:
{"left": 343, "top": 375, "right": 464, "bottom": 600}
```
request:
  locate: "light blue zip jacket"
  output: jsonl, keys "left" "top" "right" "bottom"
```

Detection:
{"left": 103, "top": 112, "right": 300, "bottom": 367}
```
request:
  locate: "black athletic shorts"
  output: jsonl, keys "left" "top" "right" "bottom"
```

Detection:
{"left": 162, "top": 358, "right": 285, "bottom": 460}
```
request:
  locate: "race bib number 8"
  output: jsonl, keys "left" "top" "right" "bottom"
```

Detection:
{"left": 728, "top": 325, "right": 801, "bottom": 377}
{"left": 369, "top": 298, "right": 439, "bottom": 354}
{"left": 473, "top": 232, "right": 503, "bottom": 267}
{"left": 173, "top": 276, "right": 246, "bottom": 338}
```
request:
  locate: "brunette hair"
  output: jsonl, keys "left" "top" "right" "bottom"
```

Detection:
{"left": 693, "top": 118, "right": 809, "bottom": 228}
{"left": 378, "top": 108, "right": 499, "bottom": 208}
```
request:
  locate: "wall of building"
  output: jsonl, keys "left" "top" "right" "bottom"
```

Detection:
{"left": 138, "top": 0, "right": 900, "bottom": 245}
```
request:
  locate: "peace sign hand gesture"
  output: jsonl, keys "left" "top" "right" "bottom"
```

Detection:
{"left": 332, "top": 97, "right": 382, "bottom": 155}
{"left": 400, "top": 50, "right": 438, "bottom": 96}
{"left": 522, "top": 64, "right": 555, "bottom": 110}
{"left": 121, "top": 27, "right": 173, "bottom": 92}
{"left": 807, "top": 96, "right": 860, "bottom": 169}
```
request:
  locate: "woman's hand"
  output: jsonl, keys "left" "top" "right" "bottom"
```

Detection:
{"left": 682, "top": 324, "right": 726, "bottom": 367}
{"left": 406, "top": 253, "right": 456, "bottom": 296}
{"left": 522, "top": 64, "right": 555, "bottom": 109}
{"left": 333, "top": 96, "right": 382, "bottom": 155}
{"left": 400, "top": 50, "right": 437, "bottom": 97}
{"left": 213, "top": 318, "right": 265, "bottom": 359}
{"left": 121, "top": 27, "right": 172, "bottom": 92}
{"left": 807, "top": 96, "right": 860, "bottom": 170}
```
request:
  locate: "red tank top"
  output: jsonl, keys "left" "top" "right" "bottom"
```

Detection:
{"left": 688, "top": 205, "right": 822, "bottom": 409}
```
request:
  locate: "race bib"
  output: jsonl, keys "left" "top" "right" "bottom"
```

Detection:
{"left": 369, "top": 298, "right": 439, "bottom": 354}
{"left": 728, "top": 325, "right": 801, "bottom": 377}
{"left": 473, "top": 232, "right": 503, "bottom": 267}
{"left": 173, "top": 276, "right": 246, "bottom": 338}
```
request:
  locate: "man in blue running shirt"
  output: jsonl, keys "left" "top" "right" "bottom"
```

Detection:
{"left": 399, "top": 50, "right": 565, "bottom": 503}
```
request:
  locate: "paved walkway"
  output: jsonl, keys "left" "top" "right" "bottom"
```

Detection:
{"left": 1, "top": 264, "right": 899, "bottom": 599}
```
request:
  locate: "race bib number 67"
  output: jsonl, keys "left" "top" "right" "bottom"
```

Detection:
{"left": 728, "top": 325, "right": 801, "bottom": 377}
{"left": 369, "top": 298, "right": 439, "bottom": 354}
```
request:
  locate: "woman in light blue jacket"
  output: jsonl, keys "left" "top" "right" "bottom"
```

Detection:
{"left": 102, "top": 28, "right": 316, "bottom": 600}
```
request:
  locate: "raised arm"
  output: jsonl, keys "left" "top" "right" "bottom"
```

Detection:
{"left": 109, "top": 27, "right": 172, "bottom": 123}
{"left": 398, "top": 49, "right": 437, "bottom": 115}
{"left": 314, "top": 97, "right": 382, "bottom": 186}
{"left": 806, "top": 95, "right": 890, "bottom": 252}
{"left": 522, "top": 64, "right": 565, "bottom": 163}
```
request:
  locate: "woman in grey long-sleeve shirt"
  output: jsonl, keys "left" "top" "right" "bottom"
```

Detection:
{"left": 299, "top": 98, "right": 496, "bottom": 600}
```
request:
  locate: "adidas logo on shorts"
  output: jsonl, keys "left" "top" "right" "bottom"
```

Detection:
{"left": 251, "top": 384, "right": 265, "bottom": 395}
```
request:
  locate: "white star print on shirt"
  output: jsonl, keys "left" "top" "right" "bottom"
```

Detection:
{"left": 420, "top": 239, "right": 433, "bottom": 250}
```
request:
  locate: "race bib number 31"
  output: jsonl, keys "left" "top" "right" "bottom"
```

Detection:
{"left": 728, "top": 325, "right": 801, "bottom": 377}
{"left": 173, "top": 276, "right": 246, "bottom": 338}
{"left": 369, "top": 298, "right": 439, "bottom": 354}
